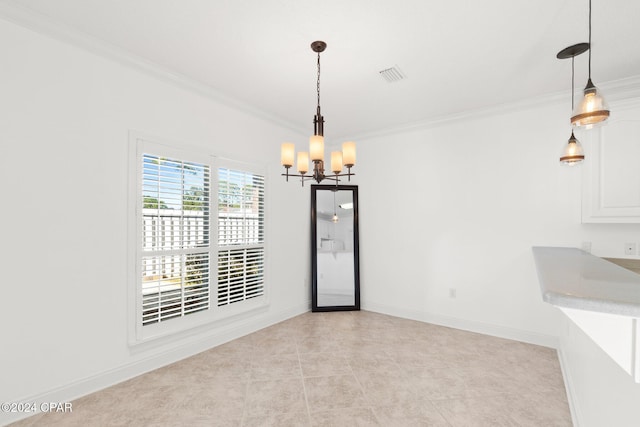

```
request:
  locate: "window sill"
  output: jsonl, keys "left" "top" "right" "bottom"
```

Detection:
{"left": 128, "top": 297, "right": 268, "bottom": 354}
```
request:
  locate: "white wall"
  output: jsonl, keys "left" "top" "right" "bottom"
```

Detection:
{"left": 355, "top": 91, "right": 640, "bottom": 425}
{"left": 0, "top": 17, "right": 310, "bottom": 424}
{"left": 356, "top": 96, "right": 640, "bottom": 345}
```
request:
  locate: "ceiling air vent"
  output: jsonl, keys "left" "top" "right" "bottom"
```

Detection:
{"left": 379, "top": 66, "right": 405, "bottom": 83}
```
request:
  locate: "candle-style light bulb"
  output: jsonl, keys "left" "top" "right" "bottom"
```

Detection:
{"left": 331, "top": 151, "right": 343, "bottom": 174}
{"left": 342, "top": 141, "right": 356, "bottom": 167}
{"left": 281, "top": 143, "right": 295, "bottom": 167}
{"left": 297, "top": 152, "right": 309, "bottom": 174}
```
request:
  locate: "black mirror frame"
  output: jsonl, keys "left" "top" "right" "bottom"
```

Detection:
{"left": 311, "top": 184, "right": 360, "bottom": 312}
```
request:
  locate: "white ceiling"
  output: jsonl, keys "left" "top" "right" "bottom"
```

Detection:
{"left": 3, "top": 0, "right": 640, "bottom": 140}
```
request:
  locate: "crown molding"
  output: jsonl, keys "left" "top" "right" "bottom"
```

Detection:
{"left": 601, "top": 75, "right": 640, "bottom": 108}
{"left": 0, "top": 1, "right": 307, "bottom": 136}
{"left": 348, "top": 75, "right": 640, "bottom": 141}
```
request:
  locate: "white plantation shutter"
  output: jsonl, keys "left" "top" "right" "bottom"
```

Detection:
{"left": 141, "top": 154, "right": 211, "bottom": 325}
{"left": 134, "top": 138, "right": 267, "bottom": 339}
{"left": 217, "top": 247, "right": 265, "bottom": 305}
{"left": 217, "top": 167, "right": 265, "bottom": 306}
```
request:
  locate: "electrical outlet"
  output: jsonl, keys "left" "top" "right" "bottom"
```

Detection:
{"left": 449, "top": 288, "right": 456, "bottom": 299}
{"left": 624, "top": 243, "right": 637, "bottom": 255}
{"left": 581, "top": 241, "right": 592, "bottom": 253}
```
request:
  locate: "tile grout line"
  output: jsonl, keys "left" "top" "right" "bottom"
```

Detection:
{"left": 345, "top": 333, "right": 384, "bottom": 425}
{"left": 239, "top": 376, "right": 251, "bottom": 427}
{"left": 297, "top": 333, "right": 313, "bottom": 426}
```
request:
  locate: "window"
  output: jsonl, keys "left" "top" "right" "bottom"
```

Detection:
{"left": 141, "top": 154, "right": 211, "bottom": 325}
{"left": 131, "top": 136, "right": 266, "bottom": 342}
{"left": 217, "top": 168, "right": 265, "bottom": 306}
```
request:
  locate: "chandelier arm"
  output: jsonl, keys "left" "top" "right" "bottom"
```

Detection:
{"left": 332, "top": 172, "right": 355, "bottom": 177}
{"left": 281, "top": 172, "right": 315, "bottom": 179}
{"left": 282, "top": 171, "right": 355, "bottom": 185}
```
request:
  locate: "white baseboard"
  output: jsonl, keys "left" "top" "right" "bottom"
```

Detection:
{"left": 1, "top": 303, "right": 309, "bottom": 426}
{"left": 362, "top": 300, "right": 559, "bottom": 349}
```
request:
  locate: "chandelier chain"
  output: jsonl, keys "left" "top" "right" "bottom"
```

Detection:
{"left": 317, "top": 52, "right": 321, "bottom": 108}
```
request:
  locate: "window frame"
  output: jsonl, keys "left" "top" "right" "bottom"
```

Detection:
{"left": 128, "top": 133, "right": 267, "bottom": 346}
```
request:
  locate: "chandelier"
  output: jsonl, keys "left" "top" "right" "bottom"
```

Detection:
{"left": 280, "top": 41, "right": 356, "bottom": 186}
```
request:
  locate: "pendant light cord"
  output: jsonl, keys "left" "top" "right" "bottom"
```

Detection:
{"left": 571, "top": 56, "right": 575, "bottom": 110}
{"left": 588, "top": 0, "right": 592, "bottom": 78}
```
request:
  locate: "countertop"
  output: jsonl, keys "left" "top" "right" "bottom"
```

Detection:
{"left": 532, "top": 247, "right": 640, "bottom": 317}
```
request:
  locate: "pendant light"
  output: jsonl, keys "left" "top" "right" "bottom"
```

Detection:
{"left": 557, "top": 43, "right": 589, "bottom": 165}
{"left": 332, "top": 190, "right": 339, "bottom": 223}
{"left": 571, "top": 0, "right": 610, "bottom": 127}
{"left": 560, "top": 131, "right": 585, "bottom": 165}
{"left": 281, "top": 41, "right": 356, "bottom": 186}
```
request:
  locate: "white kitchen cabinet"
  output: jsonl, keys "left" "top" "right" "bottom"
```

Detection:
{"left": 581, "top": 101, "right": 640, "bottom": 223}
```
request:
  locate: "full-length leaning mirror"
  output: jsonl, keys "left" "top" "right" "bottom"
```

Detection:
{"left": 311, "top": 185, "right": 360, "bottom": 311}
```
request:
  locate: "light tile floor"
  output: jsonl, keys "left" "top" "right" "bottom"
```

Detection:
{"left": 11, "top": 311, "right": 572, "bottom": 426}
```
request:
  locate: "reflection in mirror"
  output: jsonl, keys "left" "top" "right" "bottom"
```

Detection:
{"left": 311, "top": 185, "right": 360, "bottom": 311}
